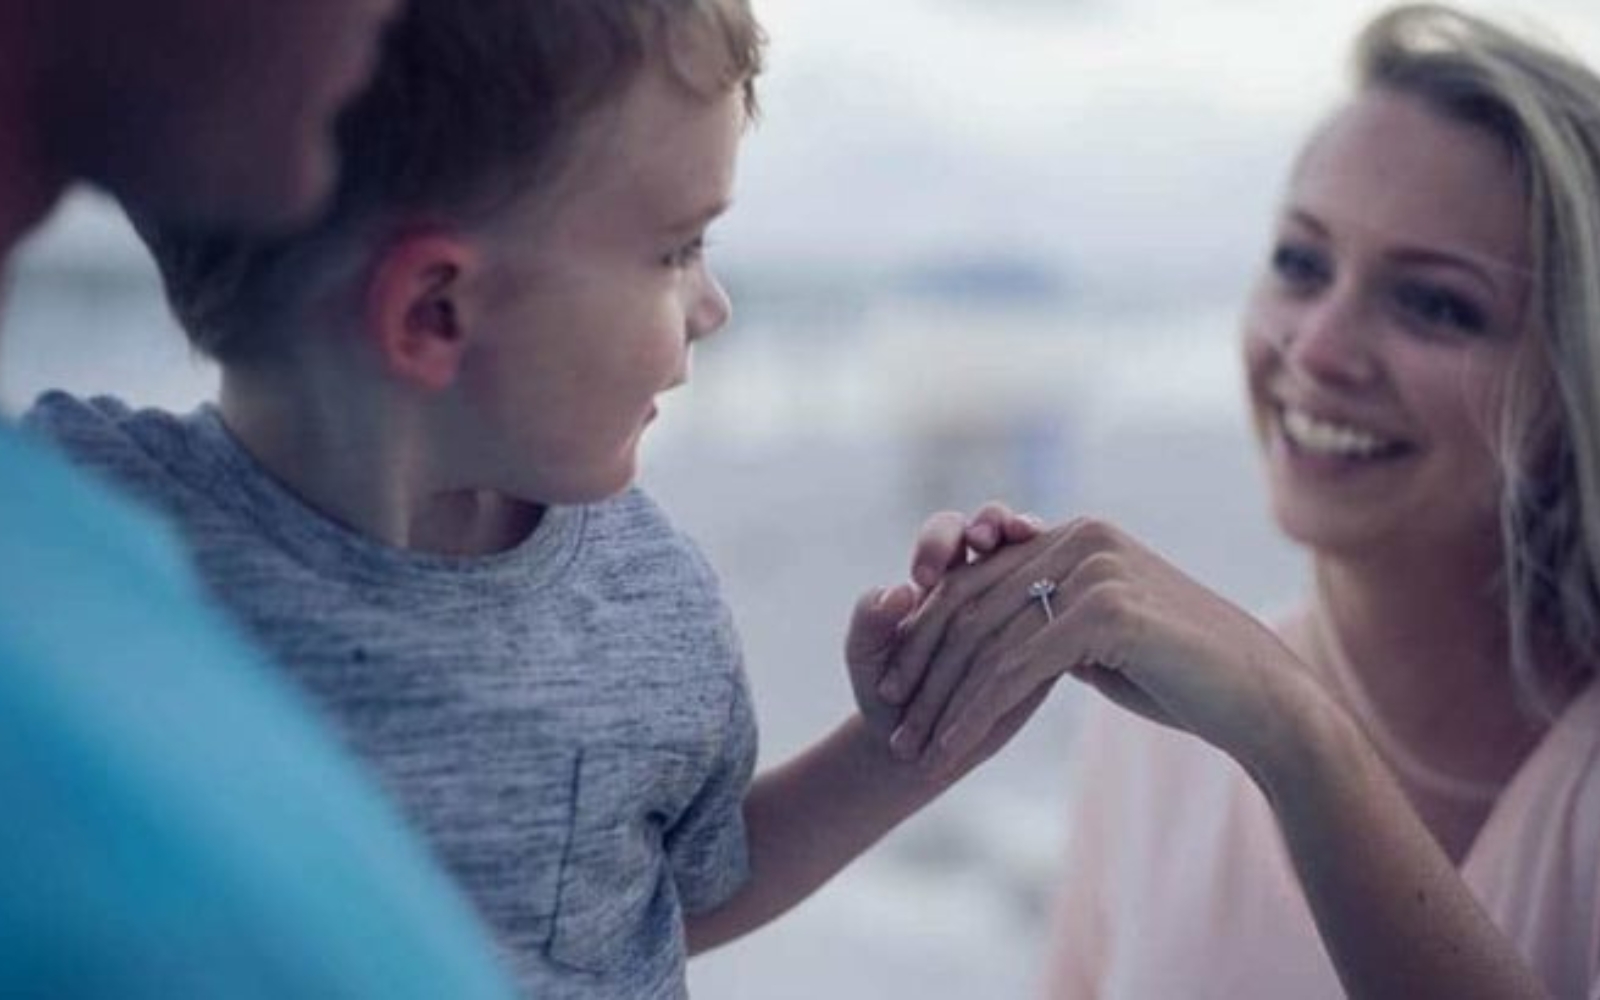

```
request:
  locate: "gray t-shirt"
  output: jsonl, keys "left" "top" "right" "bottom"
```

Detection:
{"left": 27, "top": 393, "right": 757, "bottom": 999}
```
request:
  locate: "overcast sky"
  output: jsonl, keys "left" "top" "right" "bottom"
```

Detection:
{"left": 718, "top": 0, "right": 1600, "bottom": 297}
{"left": 20, "top": 1, "right": 1600, "bottom": 307}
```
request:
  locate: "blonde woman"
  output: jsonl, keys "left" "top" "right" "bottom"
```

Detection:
{"left": 877, "top": 5, "right": 1600, "bottom": 997}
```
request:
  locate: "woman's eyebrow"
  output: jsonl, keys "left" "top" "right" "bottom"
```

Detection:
{"left": 1287, "top": 205, "right": 1531, "bottom": 294}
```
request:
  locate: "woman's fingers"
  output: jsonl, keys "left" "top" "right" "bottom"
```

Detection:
{"left": 884, "top": 531, "right": 1079, "bottom": 758}
{"left": 931, "top": 679, "right": 1057, "bottom": 784}
{"left": 913, "top": 596, "right": 1045, "bottom": 765}
{"left": 885, "top": 516, "right": 1179, "bottom": 765}
{"left": 877, "top": 532, "right": 1049, "bottom": 704}
{"left": 925, "top": 524, "right": 1159, "bottom": 766}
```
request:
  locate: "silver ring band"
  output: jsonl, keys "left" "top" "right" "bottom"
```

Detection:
{"left": 1028, "top": 578, "right": 1057, "bottom": 622}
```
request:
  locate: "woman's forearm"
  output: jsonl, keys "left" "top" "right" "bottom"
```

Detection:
{"left": 1256, "top": 694, "right": 1549, "bottom": 1000}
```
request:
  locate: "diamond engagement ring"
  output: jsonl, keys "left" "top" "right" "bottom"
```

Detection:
{"left": 1028, "top": 578, "right": 1058, "bottom": 622}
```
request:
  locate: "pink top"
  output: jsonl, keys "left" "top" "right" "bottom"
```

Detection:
{"left": 1045, "top": 661, "right": 1600, "bottom": 998}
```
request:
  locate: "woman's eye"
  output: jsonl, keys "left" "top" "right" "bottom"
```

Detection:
{"left": 1270, "top": 244, "right": 1329, "bottom": 290}
{"left": 1393, "top": 282, "right": 1487, "bottom": 334}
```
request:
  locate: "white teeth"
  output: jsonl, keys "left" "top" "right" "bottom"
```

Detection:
{"left": 1280, "top": 407, "right": 1393, "bottom": 458}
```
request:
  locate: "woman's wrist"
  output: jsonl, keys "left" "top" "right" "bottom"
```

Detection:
{"left": 1240, "top": 666, "right": 1366, "bottom": 807}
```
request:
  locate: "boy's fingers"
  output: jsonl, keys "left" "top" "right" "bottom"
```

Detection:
{"left": 966, "top": 519, "right": 999, "bottom": 553}
{"left": 910, "top": 503, "right": 1046, "bottom": 593}
{"left": 960, "top": 502, "right": 1036, "bottom": 556}
{"left": 845, "top": 583, "right": 917, "bottom": 675}
{"left": 1002, "top": 511, "right": 1047, "bottom": 544}
{"left": 845, "top": 584, "right": 919, "bottom": 739}
{"left": 910, "top": 510, "right": 971, "bottom": 590}
{"left": 966, "top": 501, "right": 1028, "bottom": 555}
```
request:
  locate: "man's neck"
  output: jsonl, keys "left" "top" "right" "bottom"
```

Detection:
{"left": 0, "top": 3, "right": 70, "bottom": 301}
{"left": 0, "top": 2, "right": 70, "bottom": 377}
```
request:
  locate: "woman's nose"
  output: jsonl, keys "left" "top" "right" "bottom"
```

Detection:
{"left": 1281, "top": 286, "right": 1379, "bottom": 386}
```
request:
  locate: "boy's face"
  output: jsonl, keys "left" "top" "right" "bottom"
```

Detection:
{"left": 455, "top": 63, "right": 743, "bottom": 504}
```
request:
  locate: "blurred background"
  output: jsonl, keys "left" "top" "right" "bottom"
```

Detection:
{"left": 5, "top": 1, "right": 1598, "bottom": 996}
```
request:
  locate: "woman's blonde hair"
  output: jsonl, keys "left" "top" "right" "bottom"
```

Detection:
{"left": 1354, "top": 3, "right": 1600, "bottom": 714}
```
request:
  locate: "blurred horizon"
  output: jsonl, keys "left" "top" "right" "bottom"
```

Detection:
{"left": 5, "top": 2, "right": 1599, "bottom": 997}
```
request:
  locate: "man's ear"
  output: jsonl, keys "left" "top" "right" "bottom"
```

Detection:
{"left": 362, "top": 232, "right": 480, "bottom": 392}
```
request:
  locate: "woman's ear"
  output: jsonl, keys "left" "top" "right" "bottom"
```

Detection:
{"left": 362, "top": 232, "right": 480, "bottom": 392}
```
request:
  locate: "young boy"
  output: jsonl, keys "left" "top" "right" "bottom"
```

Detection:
{"left": 27, "top": 0, "right": 1045, "bottom": 994}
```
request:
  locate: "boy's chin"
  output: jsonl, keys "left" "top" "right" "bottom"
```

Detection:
{"left": 526, "top": 459, "right": 641, "bottom": 507}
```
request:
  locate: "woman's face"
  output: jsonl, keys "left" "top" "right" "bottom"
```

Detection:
{"left": 1242, "top": 88, "right": 1534, "bottom": 561}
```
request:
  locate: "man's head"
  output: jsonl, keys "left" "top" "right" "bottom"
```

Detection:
{"left": 141, "top": 0, "right": 764, "bottom": 502}
{"left": 45, "top": 0, "right": 402, "bottom": 227}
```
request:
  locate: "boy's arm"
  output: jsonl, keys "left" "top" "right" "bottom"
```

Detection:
{"left": 686, "top": 505, "right": 1045, "bottom": 953}
{"left": 685, "top": 719, "right": 942, "bottom": 952}
{"left": 685, "top": 587, "right": 936, "bottom": 953}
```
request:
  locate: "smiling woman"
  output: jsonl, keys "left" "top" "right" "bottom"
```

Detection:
{"left": 1244, "top": 87, "right": 1528, "bottom": 604}
{"left": 870, "top": 4, "right": 1600, "bottom": 998}
{"left": 1034, "top": 3, "right": 1600, "bottom": 990}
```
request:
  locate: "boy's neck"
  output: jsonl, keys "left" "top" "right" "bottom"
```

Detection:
{"left": 408, "top": 490, "right": 545, "bottom": 556}
{"left": 219, "top": 367, "right": 544, "bottom": 557}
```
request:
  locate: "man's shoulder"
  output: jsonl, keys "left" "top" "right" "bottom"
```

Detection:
{"left": 0, "top": 414, "right": 191, "bottom": 592}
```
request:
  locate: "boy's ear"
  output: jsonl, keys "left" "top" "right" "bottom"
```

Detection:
{"left": 363, "top": 232, "right": 480, "bottom": 393}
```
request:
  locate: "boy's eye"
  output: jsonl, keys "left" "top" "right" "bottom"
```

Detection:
{"left": 1392, "top": 281, "right": 1488, "bottom": 335}
{"left": 662, "top": 235, "right": 707, "bottom": 269}
{"left": 1270, "top": 243, "right": 1329, "bottom": 292}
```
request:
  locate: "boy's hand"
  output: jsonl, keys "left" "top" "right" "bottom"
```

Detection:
{"left": 845, "top": 502, "right": 1042, "bottom": 745}
{"left": 844, "top": 583, "right": 921, "bottom": 741}
{"left": 908, "top": 502, "right": 1044, "bottom": 591}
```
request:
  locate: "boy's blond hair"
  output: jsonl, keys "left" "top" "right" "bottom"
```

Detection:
{"left": 138, "top": 0, "right": 764, "bottom": 366}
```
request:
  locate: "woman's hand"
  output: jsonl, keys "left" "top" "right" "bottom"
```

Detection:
{"left": 844, "top": 502, "right": 1043, "bottom": 747}
{"left": 886, "top": 516, "right": 1321, "bottom": 782}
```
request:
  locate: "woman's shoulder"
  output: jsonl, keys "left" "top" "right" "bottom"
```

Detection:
{"left": 1464, "top": 679, "right": 1600, "bottom": 997}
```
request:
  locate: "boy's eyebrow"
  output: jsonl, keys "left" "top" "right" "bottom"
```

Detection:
{"left": 663, "top": 198, "right": 732, "bottom": 234}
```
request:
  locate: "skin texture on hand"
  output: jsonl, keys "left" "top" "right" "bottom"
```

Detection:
{"left": 878, "top": 517, "right": 1306, "bottom": 779}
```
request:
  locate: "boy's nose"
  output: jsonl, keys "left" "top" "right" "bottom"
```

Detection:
{"left": 688, "top": 270, "right": 733, "bottom": 342}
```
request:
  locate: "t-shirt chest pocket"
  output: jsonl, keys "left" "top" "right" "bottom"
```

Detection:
{"left": 544, "top": 744, "right": 699, "bottom": 973}
{"left": 388, "top": 740, "right": 579, "bottom": 950}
